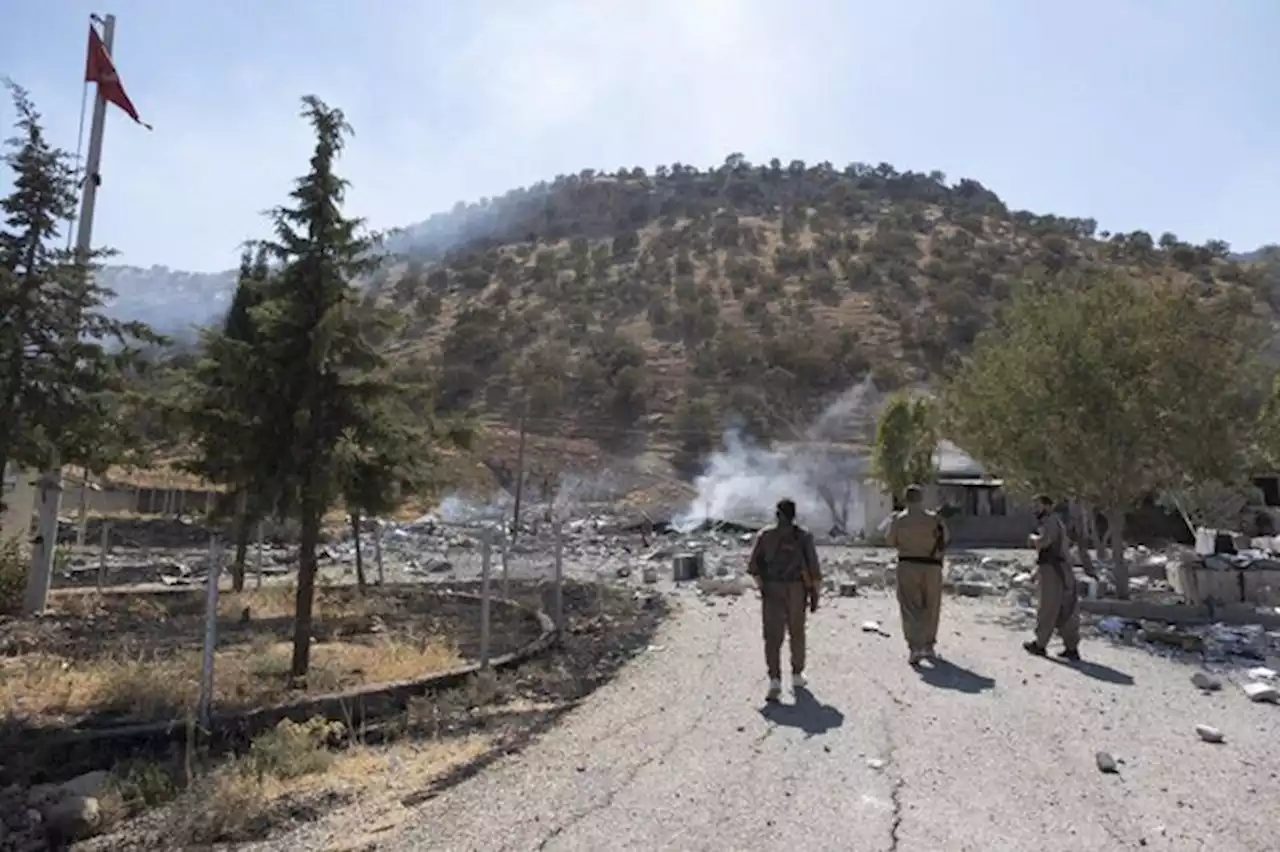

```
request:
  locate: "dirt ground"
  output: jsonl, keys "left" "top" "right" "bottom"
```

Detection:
{"left": 66, "top": 580, "right": 668, "bottom": 851}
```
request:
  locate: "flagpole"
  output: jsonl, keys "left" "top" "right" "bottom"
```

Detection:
{"left": 23, "top": 14, "right": 116, "bottom": 614}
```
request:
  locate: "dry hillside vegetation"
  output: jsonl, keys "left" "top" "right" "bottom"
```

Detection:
{"left": 373, "top": 157, "right": 1273, "bottom": 456}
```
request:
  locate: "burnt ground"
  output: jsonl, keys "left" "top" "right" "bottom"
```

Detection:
{"left": 68, "top": 580, "right": 670, "bottom": 851}
{"left": 0, "top": 584, "right": 538, "bottom": 747}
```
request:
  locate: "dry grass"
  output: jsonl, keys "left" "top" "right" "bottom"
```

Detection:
{"left": 2, "top": 638, "right": 461, "bottom": 724}
{"left": 0, "top": 587, "right": 465, "bottom": 726}
{"left": 176, "top": 723, "right": 494, "bottom": 845}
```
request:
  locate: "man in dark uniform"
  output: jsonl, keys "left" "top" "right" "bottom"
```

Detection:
{"left": 1024, "top": 493, "right": 1081, "bottom": 660}
{"left": 748, "top": 498, "right": 821, "bottom": 702}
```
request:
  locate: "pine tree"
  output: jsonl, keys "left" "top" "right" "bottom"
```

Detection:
{"left": 182, "top": 246, "right": 272, "bottom": 590}
{"left": 0, "top": 82, "right": 158, "bottom": 499}
{"left": 249, "top": 96, "right": 395, "bottom": 679}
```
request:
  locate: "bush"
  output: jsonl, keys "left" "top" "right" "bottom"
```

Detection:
{"left": 0, "top": 535, "right": 26, "bottom": 614}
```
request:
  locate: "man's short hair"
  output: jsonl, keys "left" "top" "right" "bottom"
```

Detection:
{"left": 776, "top": 498, "right": 797, "bottom": 521}
{"left": 1034, "top": 493, "right": 1054, "bottom": 507}
{"left": 904, "top": 485, "right": 924, "bottom": 504}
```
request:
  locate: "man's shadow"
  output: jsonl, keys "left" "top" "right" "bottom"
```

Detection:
{"left": 759, "top": 686, "right": 844, "bottom": 736}
{"left": 1048, "top": 656, "right": 1135, "bottom": 686}
{"left": 916, "top": 657, "right": 996, "bottom": 694}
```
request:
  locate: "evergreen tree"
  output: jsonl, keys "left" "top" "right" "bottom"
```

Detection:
{"left": 0, "top": 82, "right": 157, "bottom": 499}
{"left": 182, "top": 246, "right": 272, "bottom": 590}
{"left": 249, "top": 96, "right": 396, "bottom": 678}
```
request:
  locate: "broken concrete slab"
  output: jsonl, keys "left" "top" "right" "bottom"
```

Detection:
{"left": 1241, "top": 681, "right": 1279, "bottom": 703}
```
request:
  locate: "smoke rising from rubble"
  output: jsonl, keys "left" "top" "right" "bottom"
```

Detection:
{"left": 674, "top": 377, "right": 881, "bottom": 533}
{"left": 426, "top": 469, "right": 626, "bottom": 529}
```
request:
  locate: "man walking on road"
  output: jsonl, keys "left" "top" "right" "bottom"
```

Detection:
{"left": 748, "top": 498, "right": 821, "bottom": 702}
{"left": 886, "top": 484, "right": 949, "bottom": 666}
{"left": 1024, "top": 493, "right": 1081, "bottom": 660}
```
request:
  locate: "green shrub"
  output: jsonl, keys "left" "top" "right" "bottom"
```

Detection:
{"left": 0, "top": 535, "right": 25, "bottom": 614}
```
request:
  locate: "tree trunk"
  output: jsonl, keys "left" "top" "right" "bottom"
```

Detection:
{"left": 351, "top": 510, "right": 366, "bottom": 594}
{"left": 290, "top": 501, "right": 321, "bottom": 680}
{"left": 231, "top": 489, "right": 250, "bottom": 592}
{"left": 1094, "top": 508, "right": 1110, "bottom": 561}
{"left": 1106, "top": 506, "right": 1129, "bottom": 599}
{"left": 1070, "top": 500, "right": 1096, "bottom": 577}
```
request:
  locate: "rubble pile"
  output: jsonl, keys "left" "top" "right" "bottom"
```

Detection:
{"left": 1170, "top": 528, "right": 1280, "bottom": 608}
{"left": 1, "top": 770, "right": 108, "bottom": 851}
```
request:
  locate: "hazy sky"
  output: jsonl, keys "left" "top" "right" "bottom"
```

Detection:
{"left": 2, "top": 0, "right": 1277, "bottom": 273}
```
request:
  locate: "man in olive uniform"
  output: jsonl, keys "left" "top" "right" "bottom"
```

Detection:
{"left": 1024, "top": 493, "right": 1081, "bottom": 660}
{"left": 748, "top": 498, "right": 821, "bottom": 702}
{"left": 886, "top": 484, "right": 950, "bottom": 665}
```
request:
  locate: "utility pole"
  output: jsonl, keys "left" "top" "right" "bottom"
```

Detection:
{"left": 24, "top": 14, "right": 115, "bottom": 615}
{"left": 510, "top": 399, "right": 528, "bottom": 543}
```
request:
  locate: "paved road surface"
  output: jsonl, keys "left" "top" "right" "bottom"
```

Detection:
{"left": 372, "top": 591, "right": 1278, "bottom": 852}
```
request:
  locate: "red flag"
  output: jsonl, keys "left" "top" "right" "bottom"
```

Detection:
{"left": 84, "top": 25, "right": 151, "bottom": 130}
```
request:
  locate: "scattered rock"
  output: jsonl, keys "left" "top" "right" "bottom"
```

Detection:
{"left": 866, "top": 758, "right": 886, "bottom": 770}
{"left": 1191, "top": 672, "right": 1223, "bottom": 692}
{"left": 954, "top": 581, "right": 998, "bottom": 597}
{"left": 1242, "top": 681, "right": 1279, "bottom": 703}
{"left": 1246, "top": 666, "right": 1277, "bottom": 681}
{"left": 58, "top": 771, "right": 109, "bottom": 800}
{"left": 1095, "top": 751, "right": 1119, "bottom": 773}
{"left": 861, "top": 620, "right": 891, "bottom": 637}
{"left": 1195, "top": 724, "right": 1225, "bottom": 744}
{"left": 837, "top": 581, "right": 858, "bottom": 598}
{"left": 42, "top": 794, "right": 100, "bottom": 841}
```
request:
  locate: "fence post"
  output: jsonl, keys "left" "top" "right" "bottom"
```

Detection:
{"left": 95, "top": 521, "right": 110, "bottom": 593}
{"left": 75, "top": 479, "right": 89, "bottom": 548}
{"left": 480, "top": 533, "right": 492, "bottom": 671}
{"left": 198, "top": 536, "right": 223, "bottom": 729}
{"left": 373, "top": 519, "right": 385, "bottom": 585}
{"left": 254, "top": 521, "right": 264, "bottom": 590}
{"left": 552, "top": 520, "right": 564, "bottom": 633}
{"left": 501, "top": 533, "right": 511, "bottom": 599}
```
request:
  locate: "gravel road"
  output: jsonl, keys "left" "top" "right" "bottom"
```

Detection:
{"left": 372, "top": 590, "right": 1279, "bottom": 852}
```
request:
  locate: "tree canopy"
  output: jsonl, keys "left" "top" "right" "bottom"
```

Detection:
{"left": 943, "top": 272, "right": 1261, "bottom": 595}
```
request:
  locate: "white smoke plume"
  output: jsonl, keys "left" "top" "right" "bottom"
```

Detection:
{"left": 673, "top": 377, "right": 882, "bottom": 533}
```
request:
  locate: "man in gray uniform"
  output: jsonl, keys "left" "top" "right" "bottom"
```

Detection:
{"left": 1023, "top": 493, "right": 1081, "bottom": 660}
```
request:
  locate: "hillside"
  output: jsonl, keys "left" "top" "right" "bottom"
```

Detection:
{"left": 369, "top": 158, "right": 1276, "bottom": 450}
{"left": 103, "top": 157, "right": 1280, "bottom": 458}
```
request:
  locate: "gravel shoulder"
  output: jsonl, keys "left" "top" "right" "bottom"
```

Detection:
{"left": 368, "top": 590, "right": 1279, "bottom": 852}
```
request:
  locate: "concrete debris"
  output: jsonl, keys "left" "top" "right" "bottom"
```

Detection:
{"left": 1194, "top": 724, "right": 1225, "bottom": 744}
{"left": 1095, "top": 751, "right": 1119, "bottom": 774}
{"left": 861, "top": 620, "right": 891, "bottom": 637}
{"left": 1, "top": 770, "right": 112, "bottom": 850}
{"left": 697, "top": 576, "right": 750, "bottom": 597}
{"left": 1245, "top": 667, "right": 1276, "bottom": 681}
{"left": 1241, "top": 681, "right": 1279, "bottom": 703}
